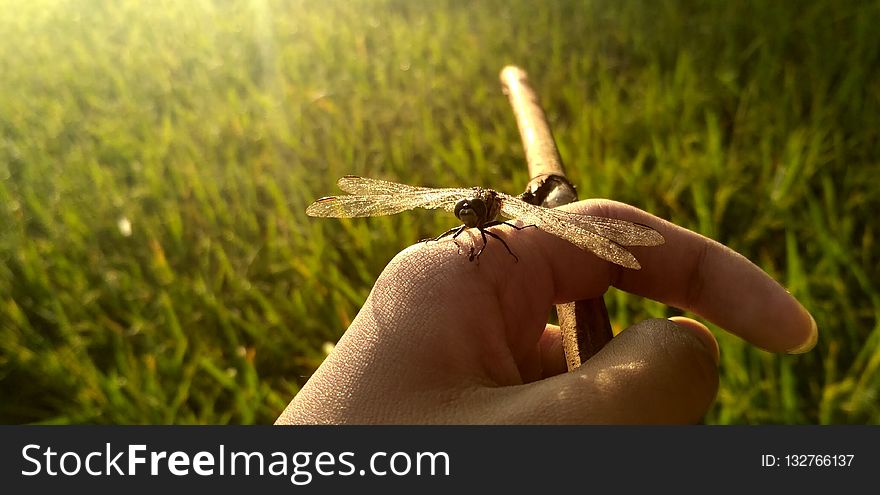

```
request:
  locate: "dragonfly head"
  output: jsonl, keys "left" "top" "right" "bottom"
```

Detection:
{"left": 454, "top": 197, "right": 488, "bottom": 228}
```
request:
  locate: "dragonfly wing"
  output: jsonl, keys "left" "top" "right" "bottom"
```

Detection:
{"left": 307, "top": 195, "right": 416, "bottom": 217}
{"left": 547, "top": 223, "right": 644, "bottom": 269}
{"left": 336, "top": 176, "right": 435, "bottom": 195}
{"left": 498, "top": 195, "right": 652, "bottom": 269}
{"left": 515, "top": 208, "right": 665, "bottom": 246}
{"left": 306, "top": 187, "right": 469, "bottom": 218}
{"left": 574, "top": 216, "right": 665, "bottom": 246}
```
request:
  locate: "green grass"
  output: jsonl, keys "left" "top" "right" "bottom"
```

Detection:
{"left": 0, "top": 0, "right": 878, "bottom": 424}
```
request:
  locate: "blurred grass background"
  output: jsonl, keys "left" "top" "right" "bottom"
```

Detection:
{"left": 1, "top": 0, "right": 878, "bottom": 424}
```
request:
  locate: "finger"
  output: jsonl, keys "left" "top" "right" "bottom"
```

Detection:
{"left": 501, "top": 324, "right": 568, "bottom": 384}
{"left": 537, "top": 199, "right": 817, "bottom": 354}
{"left": 538, "top": 324, "right": 567, "bottom": 378}
{"left": 492, "top": 318, "right": 719, "bottom": 424}
{"left": 536, "top": 319, "right": 718, "bottom": 380}
{"left": 668, "top": 316, "right": 720, "bottom": 363}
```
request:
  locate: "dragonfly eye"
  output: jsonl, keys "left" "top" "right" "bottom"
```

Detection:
{"left": 454, "top": 197, "right": 487, "bottom": 227}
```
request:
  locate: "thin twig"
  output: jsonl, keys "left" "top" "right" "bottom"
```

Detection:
{"left": 499, "top": 66, "right": 612, "bottom": 370}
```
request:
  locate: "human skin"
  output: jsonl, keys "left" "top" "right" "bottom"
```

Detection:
{"left": 277, "top": 199, "right": 817, "bottom": 424}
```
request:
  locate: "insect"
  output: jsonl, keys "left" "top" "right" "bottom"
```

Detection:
{"left": 306, "top": 176, "right": 664, "bottom": 269}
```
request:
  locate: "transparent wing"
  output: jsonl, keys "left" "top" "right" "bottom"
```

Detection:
{"left": 497, "top": 194, "right": 665, "bottom": 269}
{"left": 306, "top": 179, "right": 470, "bottom": 218}
{"left": 510, "top": 205, "right": 665, "bottom": 246}
{"left": 336, "top": 176, "right": 436, "bottom": 195}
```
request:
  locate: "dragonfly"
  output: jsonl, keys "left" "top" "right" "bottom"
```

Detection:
{"left": 306, "top": 176, "right": 665, "bottom": 269}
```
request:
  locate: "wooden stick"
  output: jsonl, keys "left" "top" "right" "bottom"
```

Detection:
{"left": 499, "top": 66, "right": 612, "bottom": 370}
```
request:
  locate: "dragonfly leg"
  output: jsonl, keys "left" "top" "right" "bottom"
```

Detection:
{"left": 468, "top": 229, "right": 489, "bottom": 262}
{"left": 472, "top": 228, "right": 519, "bottom": 263}
{"left": 482, "top": 220, "right": 538, "bottom": 231}
{"left": 421, "top": 224, "right": 466, "bottom": 243}
{"left": 449, "top": 225, "right": 468, "bottom": 239}
{"left": 505, "top": 221, "right": 537, "bottom": 231}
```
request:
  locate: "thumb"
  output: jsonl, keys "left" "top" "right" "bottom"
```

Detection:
{"left": 495, "top": 318, "right": 719, "bottom": 423}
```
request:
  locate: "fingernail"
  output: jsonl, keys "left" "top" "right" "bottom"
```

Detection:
{"left": 787, "top": 312, "right": 818, "bottom": 354}
{"left": 668, "top": 316, "right": 720, "bottom": 365}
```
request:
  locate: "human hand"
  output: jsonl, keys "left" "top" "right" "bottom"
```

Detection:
{"left": 276, "top": 199, "right": 817, "bottom": 424}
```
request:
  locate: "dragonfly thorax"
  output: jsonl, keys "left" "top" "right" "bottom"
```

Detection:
{"left": 453, "top": 189, "right": 501, "bottom": 228}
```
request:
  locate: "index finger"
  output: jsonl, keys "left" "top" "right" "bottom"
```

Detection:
{"left": 544, "top": 199, "right": 817, "bottom": 354}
